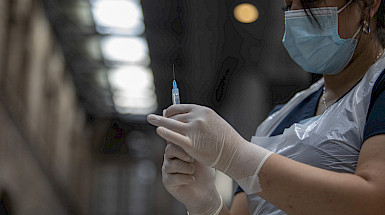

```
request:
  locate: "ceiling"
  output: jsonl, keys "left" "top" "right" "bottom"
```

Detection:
{"left": 40, "top": 0, "right": 314, "bottom": 139}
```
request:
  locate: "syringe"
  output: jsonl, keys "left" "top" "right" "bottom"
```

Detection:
{"left": 172, "top": 64, "right": 180, "bottom": 104}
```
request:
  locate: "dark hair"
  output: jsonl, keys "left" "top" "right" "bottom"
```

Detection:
{"left": 377, "top": 0, "right": 385, "bottom": 46}
{"left": 301, "top": 0, "right": 385, "bottom": 47}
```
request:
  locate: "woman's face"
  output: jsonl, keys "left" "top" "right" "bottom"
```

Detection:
{"left": 286, "top": 0, "right": 362, "bottom": 39}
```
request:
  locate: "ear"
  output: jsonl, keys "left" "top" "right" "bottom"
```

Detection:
{"left": 370, "top": 0, "right": 381, "bottom": 18}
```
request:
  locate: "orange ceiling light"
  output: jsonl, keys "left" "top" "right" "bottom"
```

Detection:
{"left": 234, "top": 3, "right": 259, "bottom": 23}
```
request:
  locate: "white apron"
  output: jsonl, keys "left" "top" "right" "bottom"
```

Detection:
{"left": 247, "top": 55, "right": 385, "bottom": 215}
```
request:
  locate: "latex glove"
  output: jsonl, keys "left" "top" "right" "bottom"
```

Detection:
{"left": 162, "top": 142, "right": 223, "bottom": 215}
{"left": 148, "top": 104, "right": 273, "bottom": 194}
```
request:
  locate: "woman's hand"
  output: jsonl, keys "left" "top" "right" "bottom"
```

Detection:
{"left": 148, "top": 104, "right": 273, "bottom": 194}
{"left": 148, "top": 104, "right": 245, "bottom": 172}
{"left": 162, "top": 142, "right": 222, "bottom": 215}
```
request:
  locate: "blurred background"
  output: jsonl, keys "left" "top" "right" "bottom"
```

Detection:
{"left": 0, "top": 0, "right": 317, "bottom": 214}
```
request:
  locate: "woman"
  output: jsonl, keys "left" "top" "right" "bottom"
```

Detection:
{"left": 148, "top": 0, "right": 385, "bottom": 214}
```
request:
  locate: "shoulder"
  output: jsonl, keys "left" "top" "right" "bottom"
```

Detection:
{"left": 371, "top": 69, "right": 385, "bottom": 99}
{"left": 364, "top": 69, "right": 385, "bottom": 141}
{"left": 367, "top": 68, "right": 385, "bottom": 116}
{"left": 268, "top": 104, "right": 285, "bottom": 116}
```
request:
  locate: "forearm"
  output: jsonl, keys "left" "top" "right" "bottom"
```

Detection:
{"left": 217, "top": 203, "right": 244, "bottom": 215}
{"left": 254, "top": 153, "right": 383, "bottom": 214}
{"left": 218, "top": 205, "right": 230, "bottom": 215}
{"left": 219, "top": 192, "right": 250, "bottom": 215}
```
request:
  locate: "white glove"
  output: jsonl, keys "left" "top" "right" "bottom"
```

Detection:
{"left": 148, "top": 104, "right": 273, "bottom": 194}
{"left": 162, "top": 142, "right": 223, "bottom": 215}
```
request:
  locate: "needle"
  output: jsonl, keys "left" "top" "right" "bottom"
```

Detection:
{"left": 173, "top": 64, "right": 176, "bottom": 80}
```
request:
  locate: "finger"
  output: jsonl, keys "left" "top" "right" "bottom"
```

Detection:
{"left": 163, "top": 108, "right": 190, "bottom": 123}
{"left": 163, "top": 173, "right": 195, "bottom": 187}
{"left": 165, "top": 143, "right": 194, "bottom": 163}
{"left": 163, "top": 158, "right": 195, "bottom": 174}
{"left": 156, "top": 127, "right": 192, "bottom": 150}
{"left": 169, "top": 113, "right": 191, "bottom": 123}
{"left": 164, "top": 104, "right": 197, "bottom": 118}
{"left": 147, "top": 114, "right": 187, "bottom": 135}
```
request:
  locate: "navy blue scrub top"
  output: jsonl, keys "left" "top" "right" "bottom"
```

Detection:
{"left": 236, "top": 69, "right": 385, "bottom": 195}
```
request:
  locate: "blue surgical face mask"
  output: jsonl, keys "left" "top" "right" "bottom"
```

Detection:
{"left": 282, "top": 0, "right": 361, "bottom": 75}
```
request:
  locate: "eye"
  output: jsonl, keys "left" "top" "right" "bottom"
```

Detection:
{"left": 282, "top": 4, "right": 292, "bottom": 11}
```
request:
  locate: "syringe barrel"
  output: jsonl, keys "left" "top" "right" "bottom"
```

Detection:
{"left": 172, "top": 89, "right": 180, "bottom": 104}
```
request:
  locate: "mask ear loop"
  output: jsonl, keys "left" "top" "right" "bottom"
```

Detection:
{"left": 337, "top": 0, "right": 354, "bottom": 13}
{"left": 352, "top": 25, "right": 362, "bottom": 40}
{"left": 336, "top": 0, "right": 361, "bottom": 41}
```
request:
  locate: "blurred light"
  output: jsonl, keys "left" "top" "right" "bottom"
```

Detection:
{"left": 113, "top": 93, "right": 157, "bottom": 115}
{"left": 101, "top": 36, "right": 150, "bottom": 64}
{"left": 136, "top": 160, "right": 157, "bottom": 185}
{"left": 234, "top": 3, "right": 259, "bottom": 23}
{"left": 90, "top": 0, "right": 157, "bottom": 115}
{"left": 92, "top": 0, "right": 144, "bottom": 35}
{"left": 108, "top": 66, "right": 157, "bottom": 115}
{"left": 109, "top": 66, "right": 154, "bottom": 90}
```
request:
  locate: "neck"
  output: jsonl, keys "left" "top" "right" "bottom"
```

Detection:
{"left": 323, "top": 33, "right": 384, "bottom": 98}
